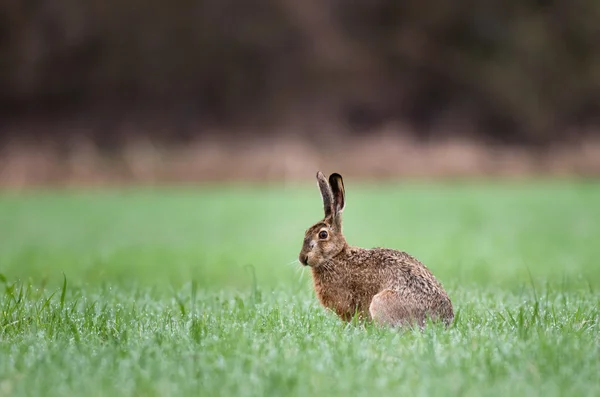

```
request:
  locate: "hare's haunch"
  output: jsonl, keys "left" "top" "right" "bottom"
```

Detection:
{"left": 298, "top": 171, "right": 454, "bottom": 328}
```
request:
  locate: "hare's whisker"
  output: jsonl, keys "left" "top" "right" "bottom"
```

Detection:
{"left": 297, "top": 265, "right": 308, "bottom": 282}
{"left": 286, "top": 258, "right": 300, "bottom": 266}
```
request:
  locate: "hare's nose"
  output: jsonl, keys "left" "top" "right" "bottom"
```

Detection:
{"left": 299, "top": 254, "right": 308, "bottom": 266}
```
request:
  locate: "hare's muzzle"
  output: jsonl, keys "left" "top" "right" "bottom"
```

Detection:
{"left": 299, "top": 253, "right": 309, "bottom": 266}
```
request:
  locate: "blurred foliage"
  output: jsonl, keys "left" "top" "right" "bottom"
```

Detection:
{"left": 1, "top": 0, "right": 599, "bottom": 145}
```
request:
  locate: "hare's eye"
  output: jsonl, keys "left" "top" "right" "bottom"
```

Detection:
{"left": 318, "top": 230, "right": 328, "bottom": 239}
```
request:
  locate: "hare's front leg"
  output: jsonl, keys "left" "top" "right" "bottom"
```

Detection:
{"left": 369, "top": 289, "right": 423, "bottom": 328}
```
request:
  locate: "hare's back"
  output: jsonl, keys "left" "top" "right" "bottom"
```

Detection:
{"left": 367, "top": 247, "right": 447, "bottom": 293}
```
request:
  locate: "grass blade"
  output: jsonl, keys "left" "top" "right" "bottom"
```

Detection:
{"left": 60, "top": 273, "right": 68, "bottom": 311}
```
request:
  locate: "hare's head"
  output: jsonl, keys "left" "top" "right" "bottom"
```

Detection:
{"left": 299, "top": 171, "right": 347, "bottom": 267}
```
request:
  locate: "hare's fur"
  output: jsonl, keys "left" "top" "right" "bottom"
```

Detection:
{"left": 298, "top": 172, "right": 454, "bottom": 327}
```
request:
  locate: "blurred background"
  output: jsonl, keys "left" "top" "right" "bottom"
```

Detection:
{"left": 1, "top": 0, "right": 600, "bottom": 188}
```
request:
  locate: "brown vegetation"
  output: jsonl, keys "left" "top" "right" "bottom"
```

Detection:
{"left": 2, "top": 1, "right": 600, "bottom": 187}
{"left": 2, "top": 126, "right": 600, "bottom": 189}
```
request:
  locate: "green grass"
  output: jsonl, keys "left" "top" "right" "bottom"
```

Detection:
{"left": 1, "top": 181, "right": 600, "bottom": 396}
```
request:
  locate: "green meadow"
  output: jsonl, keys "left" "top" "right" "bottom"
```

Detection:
{"left": 1, "top": 181, "right": 599, "bottom": 396}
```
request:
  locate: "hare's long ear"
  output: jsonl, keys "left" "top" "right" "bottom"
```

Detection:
{"left": 316, "top": 171, "right": 334, "bottom": 218}
{"left": 328, "top": 173, "right": 345, "bottom": 215}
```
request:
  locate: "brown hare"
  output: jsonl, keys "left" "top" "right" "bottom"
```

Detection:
{"left": 298, "top": 171, "right": 454, "bottom": 328}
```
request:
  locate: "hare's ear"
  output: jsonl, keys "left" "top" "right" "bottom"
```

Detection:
{"left": 316, "top": 171, "right": 334, "bottom": 218}
{"left": 328, "top": 173, "right": 345, "bottom": 215}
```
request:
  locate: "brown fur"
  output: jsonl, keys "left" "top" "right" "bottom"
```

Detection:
{"left": 298, "top": 171, "right": 454, "bottom": 328}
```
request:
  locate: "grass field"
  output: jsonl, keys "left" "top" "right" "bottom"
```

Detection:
{"left": 1, "top": 181, "right": 600, "bottom": 396}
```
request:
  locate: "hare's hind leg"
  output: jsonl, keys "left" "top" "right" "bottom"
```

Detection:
{"left": 369, "top": 289, "right": 423, "bottom": 328}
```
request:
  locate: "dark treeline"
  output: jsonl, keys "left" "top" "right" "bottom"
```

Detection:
{"left": 1, "top": 0, "right": 599, "bottom": 146}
